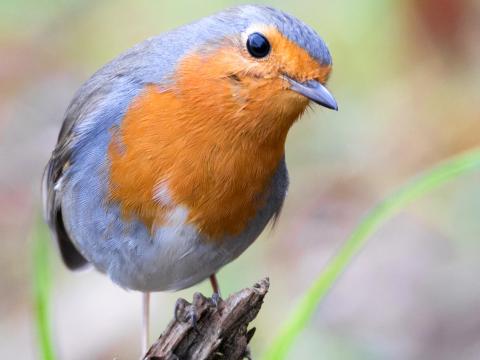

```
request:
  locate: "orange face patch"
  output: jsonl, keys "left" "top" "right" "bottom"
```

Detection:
{"left": 108, "top": 28, "right": 330, "bottom": 239}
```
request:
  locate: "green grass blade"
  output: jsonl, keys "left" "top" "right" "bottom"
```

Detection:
{"left": 263, "top": 148, "right": 480, "bottom": 360}
{"left": 32, "top": 217, "right": 56, "bottom": 360}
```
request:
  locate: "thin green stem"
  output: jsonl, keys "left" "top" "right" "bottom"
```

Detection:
{"left": 263, "top": 148, "right": 480, "bottom": 360}
{"left": 32, "top": 217, "right": 56, "bottom": 360}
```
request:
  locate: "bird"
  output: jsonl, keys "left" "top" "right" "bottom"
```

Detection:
{"left": 42, "top": 4, "right": 337, "bottom": 354}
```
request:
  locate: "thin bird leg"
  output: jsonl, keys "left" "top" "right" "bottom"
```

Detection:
{"left": 209, "top": 273, "right": 222, "bottom": 306}
{"left": 142, "top": 292, "right": 150, "bottom": 354}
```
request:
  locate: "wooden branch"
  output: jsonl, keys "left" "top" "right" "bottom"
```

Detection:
{"left": 143, "top": 278, "right": 270, "bottom": 360}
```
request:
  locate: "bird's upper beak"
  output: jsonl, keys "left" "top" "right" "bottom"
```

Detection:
{"left": 286, "top": 77, "right": 338, "bottom": 111}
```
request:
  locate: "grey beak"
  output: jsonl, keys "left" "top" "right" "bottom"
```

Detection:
{"left": 287, "top": 78, "right": 338, "bottom": 111}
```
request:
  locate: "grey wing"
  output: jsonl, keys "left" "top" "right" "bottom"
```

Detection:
{"left": 42, "top": 110, "right": 89, "bottom": 269}
{"left": 41, "top": 33, "right": 183, "bottom": 269}
{"left": 41, "top": 78, "right": 107, "bottom": 270}
{"left": 42, "top": 64, "right": 134, "bottom": 270}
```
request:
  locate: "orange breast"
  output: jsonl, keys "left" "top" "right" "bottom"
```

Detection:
{"left": 108, "top": 46, "right": 310, "bottom": 240}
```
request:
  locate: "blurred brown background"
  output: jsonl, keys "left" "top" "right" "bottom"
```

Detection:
{"left": 1, "top": 0, "right": 480, "bottom": 359}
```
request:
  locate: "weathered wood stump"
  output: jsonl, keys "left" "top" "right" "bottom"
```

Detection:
{"left": 143, "top": 278, "right": 270, "bottom": 360}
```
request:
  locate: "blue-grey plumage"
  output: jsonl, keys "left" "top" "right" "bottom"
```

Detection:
{"left": 42, "top": 4, "right": 335, "bottom": 291}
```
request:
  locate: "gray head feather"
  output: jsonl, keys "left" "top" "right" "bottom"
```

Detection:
{"left": 91, "top": 5, "right": 332, "bottom": 88}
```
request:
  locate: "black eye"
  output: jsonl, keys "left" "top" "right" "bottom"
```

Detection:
{"left": 246, "top": 32, "right": 271, "bottom": 58}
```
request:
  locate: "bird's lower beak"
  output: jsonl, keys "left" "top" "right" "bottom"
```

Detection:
{"left": 287, "top": 77, "right": 338, "bottom": 111}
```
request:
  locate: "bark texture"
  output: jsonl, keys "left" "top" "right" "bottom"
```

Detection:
{"left": 144, "top": 278, "right": 270, "bottom": 360}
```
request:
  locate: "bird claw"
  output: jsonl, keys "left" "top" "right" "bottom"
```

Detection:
{"left": 174, "top": 294, "right": 205, "bottom": 333}
{"left": 211, "top": 291, "right": 223, "bottom": 308}
{"left": 174, "top": 292, "right": 223, "bottom": 335}
{"left": 185, "top": 306, "right": 200, "bottom": 334}
{"left": 173, "top": 298, "right": 188, "bottom": 323}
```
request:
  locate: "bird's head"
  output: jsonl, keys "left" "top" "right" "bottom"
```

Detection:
{"left": 163, "top": 5, "right": 337, "bottom": 142}
{"left": 106, "top": 6, "right": 338, "bottom": 237}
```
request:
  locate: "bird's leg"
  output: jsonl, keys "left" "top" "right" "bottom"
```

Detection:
{"left": 209, "top": 273, "right": 222, "bottom": 307}
{"left": 141, "top": 292, "right": 150, "bottom": 354}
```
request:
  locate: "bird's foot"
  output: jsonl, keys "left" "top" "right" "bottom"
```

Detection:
{"left": 174, "top": 296, "right": 200, "bottom": 333}
{"left": 211, "top": 291, "right": 223, "bottom": 308}
{"left": 174, "top": 292, "right": 225, "bottom": 333}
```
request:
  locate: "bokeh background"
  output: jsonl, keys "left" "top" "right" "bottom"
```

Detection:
{"left": 1, "top": 0, "right": 480, "bottom": 359}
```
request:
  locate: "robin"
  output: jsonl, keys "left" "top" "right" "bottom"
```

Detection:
{"left": 42, "top": 4, "right": 337, "bottom": 353}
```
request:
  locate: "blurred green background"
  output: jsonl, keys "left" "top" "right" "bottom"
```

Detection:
{"left": 1, "top": 0, "right": 480, "bottom": 359}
